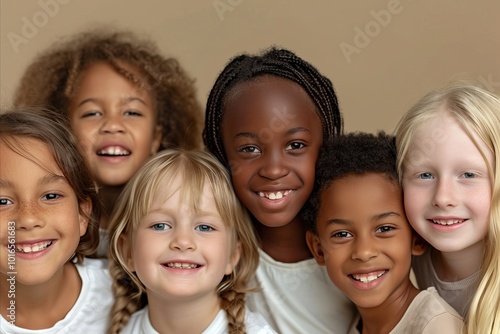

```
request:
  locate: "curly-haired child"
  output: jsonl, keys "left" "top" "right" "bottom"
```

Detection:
{"left": 107, "top": 149, "right": 277, "bottom": 334}
{"left": 13, "top": 28, "right": 204, "bottom": 256}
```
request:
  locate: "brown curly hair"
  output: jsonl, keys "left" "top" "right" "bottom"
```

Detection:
{"left": 13, "top": 27, "right": 203, "bottom": 150}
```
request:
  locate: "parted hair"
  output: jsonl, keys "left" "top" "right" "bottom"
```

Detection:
{"left": 0, "top": 108, "right": 100, "bottom": 261}
{"left": 13, "top": 27, "right": 203, "bottom": 150}
{"left": 203, "top": 47, "right": 343, "bottom": 166}
{"left": 107, "top": 149, "right": 260, "bottom": 334}
{"left": 302, "top": 132, "right": 398, "bottom": 234}
{"left": 395, "top": 83, "right": 500, "bottom": 334}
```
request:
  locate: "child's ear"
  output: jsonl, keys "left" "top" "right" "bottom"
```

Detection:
{"left": 225, "top": 241, "right": 241, "bottom": 275}
{"left": 151, "top": 125, "right": 163, "bottom": 155}
{"left": 411, "top": 233, "right": 427, "bottom": 256}
{"left": 78, "top": 199, "right": 92, "bottom": 237}
{"left": 306, "top": 231, "right": 326, "bottom": 266}
{"left": 119, "top": 234, "right": 135, "bottom": 272}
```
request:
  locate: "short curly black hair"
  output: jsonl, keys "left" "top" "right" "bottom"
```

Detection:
{"left": 302, "top": 131, "right": 398, "bottom": 234}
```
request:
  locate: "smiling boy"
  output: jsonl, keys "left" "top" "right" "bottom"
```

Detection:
{"left": 303, "top": 132, "right": 463, "bottom": 334}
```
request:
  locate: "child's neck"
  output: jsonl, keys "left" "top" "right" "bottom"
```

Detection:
{"left": 255, "top": 215, "right": 312, "bottom": 263}
{"left": 431, "top": 240, "right": 485, "bottom": 281}
{"left": 147, "top": 291, "right": 221, "bottom": 333}
{"left": 0, "top": 262, "right": 81, "bottom": 329}
{"left": 358, "top": 279, "right": 419, "bottom": 334}
{"left": 98, "top": 185, "right": 124, "bottom": 229}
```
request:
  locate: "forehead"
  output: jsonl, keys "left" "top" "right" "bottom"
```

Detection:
{"left": 222, "top": 76, "right": 321, "bottom": 133}
{"left": 0, "top": 137, "right": 63, "bottom": 179}
{"left": 318, "top": 174, "right": 403, "bottom": 220}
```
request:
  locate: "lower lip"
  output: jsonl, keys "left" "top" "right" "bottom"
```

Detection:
{"left": 256, "top": 193, "right": 293, "bottom": 209}
{"left": 428, "top": 220, "right": 466, "bottom": 231}
{"left": 349, "top": 272, "right": 386, "bottom": 290}
{"left": 97, "top": 154, "right": 131, "bottom": 164}
{"left": 14, "top": 241, "right": 56, "bottom": 260}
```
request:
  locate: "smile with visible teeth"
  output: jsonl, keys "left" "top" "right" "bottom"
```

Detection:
{"left": 16, "top": 241, "right": 53, "bottom": 253}
{"left": 164, "top": 262, "right": 200, "bottom": 269}
{"left": 431, "top": 219, "right": 465, "bottom": 226}
{"left": 350, "top": 271, "right": 386, "bottom": 283}
{"left": 97, "top": 146, "right": 131, "bottom": 156}
{"left": 258, "top": 190, "right": 293, "bottom": 200}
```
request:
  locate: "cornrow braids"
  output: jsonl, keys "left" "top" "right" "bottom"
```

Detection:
{"left": 203, "top": 47, "right": 343, "bottom": 165}
{"left": 14, "top": 27, "right": 203, "bottom": 150}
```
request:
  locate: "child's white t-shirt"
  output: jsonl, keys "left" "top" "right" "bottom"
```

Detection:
{"left": 246, "top": 249, "right": 357, "bottom": 334}
{"left": 0, "top": 258, "right": 113, "bottom": 334}
{"left": 121, "top": 307, "right": 277, "bottom": 334}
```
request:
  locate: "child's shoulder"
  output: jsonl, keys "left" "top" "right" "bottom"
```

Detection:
{"left": 396, "top": 287, "right": 463, "bottom": 333}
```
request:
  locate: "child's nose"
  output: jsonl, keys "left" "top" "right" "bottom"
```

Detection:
{"left": 100, "top": 114, "right": 126, "bottom": 134}
{"left": 258, "top": 150, "right": 290, "bottom": 180}
{"left": 15, "top": 201, "right": 46, "bottom": 231}
{"left": 432, "top": 177, "right": 458, "bottom": 208}
{"left": 351, "top": 237, "right": 379, "bottom": 262}
{"left": 169, "top": 228, "right": 196, "bottom": 251}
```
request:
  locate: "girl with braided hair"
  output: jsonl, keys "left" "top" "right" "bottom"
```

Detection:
{"left": 13, "top": 28, "right": 204, "bottom": 256}
{"left": 204, "top": 47, "right": 356, "bottom": 333}
{"left": 107, "top": 149, "right": 277, "bottom": 334}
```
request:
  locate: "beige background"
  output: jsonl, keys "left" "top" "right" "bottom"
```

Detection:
{"left": 1, "top": 0, "right": 499, "bottom": 133}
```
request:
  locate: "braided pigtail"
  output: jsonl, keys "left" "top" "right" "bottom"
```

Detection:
{"left": 107, "top": 248, "right": 146, "bottom": 334}
{"left": 220, "top": 289, "right": 247, "bottom": 334}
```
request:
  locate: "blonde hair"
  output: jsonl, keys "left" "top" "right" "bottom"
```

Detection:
{"left": 395, "top": 84, "right": 500, "bottom": 334}
{"left": 107, "top": 149, "right": 259, "bottom": 334}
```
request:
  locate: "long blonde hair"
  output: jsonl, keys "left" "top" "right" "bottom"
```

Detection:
{"left": 107, "top": 149, "right": 259, "bottom": 334}
{"left": 395, "top": 83, "right": 500, "bottom": 334}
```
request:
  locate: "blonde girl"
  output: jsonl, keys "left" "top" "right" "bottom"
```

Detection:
{"left": 108, "top": 149, "right": 276, "bottom": 334}
{"left": 395, "top": 83, "right": 500, "bottom": 333}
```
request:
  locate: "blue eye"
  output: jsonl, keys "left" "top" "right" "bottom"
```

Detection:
{"left": 196, "top": 224, "right": 214, "bottom": 232}
{"left": 152, "top": 223, "right": 170, "bottom": 231}
{"left": 462, "top": 172, "right": 476, "bottom": 179}
{"left": 0, "top": 198, "right": 13, "bottom": 205}
{"left": 418, "top": 173, "right": 433, "bottom": 179}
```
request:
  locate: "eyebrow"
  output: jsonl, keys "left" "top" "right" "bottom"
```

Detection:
{"left": 0, "top": 175, "right": 67, "bottom": 189}
{"left": 233, "top": 127, "right": 311, "bottom": 139}
{"left": 326, "top": 212, "right": 401, "bottom": 226}
{"left": 75, "top": 96, "right": 148, "bottom": 108}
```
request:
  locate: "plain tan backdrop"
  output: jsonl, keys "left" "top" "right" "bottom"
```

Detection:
{"left": 1, "top": 0, "right": 499, "bottom": 133}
